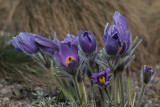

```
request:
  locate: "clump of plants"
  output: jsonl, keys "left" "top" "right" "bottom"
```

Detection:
{"left": 11, "top": 11, "right": 155, "bottom": 107}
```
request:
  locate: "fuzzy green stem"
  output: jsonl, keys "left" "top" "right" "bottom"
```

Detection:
{"left": 137, "top": 83, "right": 146, "bottom": 107}
{"left": 99, "top": 88, "right": 106, "bottom": 107}
{"left": 91, "top": 80, "right": 94, "bottom": 102}
{"left": 49, "top": 69, "right": 74, "bottom": 102}
{"left": 104, "top": 87, "right": 111, "bottom": 101}
{"left": 119, "top": 73, "right": 125, "bottom": 107}
{"left": 114, "top": 71, "right": 117, "bottom": 105}
{"left": 78, "top": 80, "right": 88, "bottom": 104}
{"left": 117, "top": 82, "right": 120, "bottom": 104}
{"left": 126, "top": 67, "right": 132, "bottom": 107}
{"left": 109, "top": 85, "right": 112, "bottom": 98}
{"left": 73, "top": 77, "right": 82, "bottom": 105}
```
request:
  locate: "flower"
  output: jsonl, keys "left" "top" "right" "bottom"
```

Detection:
{"left": 142, "top": 65, "right": 155, "bottom": 84}
{"left": 103, "top": 11, "right": 130, "bottom": 55}
{"left": 35, "top": 34, "right": 59, "bottom": 54}
{"left": 55, "top": 43, "right": 79, "bottom": 69}
{"left": 10, "top": 32, "right": 39, "bottom": 54}
{"left": 56, "top": 34, "right": 78, "bottom": 46}
{"left": 92, "top": 68, "right": 112, "bottom": 85}
{"left": 78, "top": 31, "right": 96, "bottom": 53}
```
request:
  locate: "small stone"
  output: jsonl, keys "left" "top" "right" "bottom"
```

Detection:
{"left": 12, "top": 89, "right": 23, "bottom": 99}
{"left": 34, "top": 86, "right": 44, "bottom": 91}
{"left": 0, "top": 79, "right": 7, "bottom": 84}
{"left": 9, "top": 102, "right": 15, "bottom": 107}
{"left": 3, "top": 97, "right": 9, "bottom": 102}
{"left": 0, "top": 88, "right": 12, "bottom": 95}
{"left": 0, "top": 84, "right": 3, "bottom": 88}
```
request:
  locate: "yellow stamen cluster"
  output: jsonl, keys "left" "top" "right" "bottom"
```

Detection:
{"left": 66, "top": 56, "right": 75, "bottom": 67}
{"left": 99, "top": 76, "right": 106, "bottom": 83}
{"left": 118, "top": 44, "right": 123, "bottom": 52}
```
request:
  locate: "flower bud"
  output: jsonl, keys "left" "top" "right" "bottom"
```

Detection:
{"left": 141, "top": 65, "right": 155, "bottom": 84}
{"left": 103, "top": 11, "right": 131, "bottom": 55}
{"left": 10, "top": 32, "right": 39, "bottom": 54}
{"left": 78, "top": 31, "right": 96, "bottom": 53}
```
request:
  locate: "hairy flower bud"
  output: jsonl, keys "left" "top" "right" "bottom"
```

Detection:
{"left": 78, "top": 31, "right": 96, "bottom": 53}
{"left": 10, "top": 32, "right": 39, "bottom": 54}
{"left": 141, "top": 65, "right": 155, "bottom": 84}
{"left": 103, "top": 11, "right": 130, "bottom": 55}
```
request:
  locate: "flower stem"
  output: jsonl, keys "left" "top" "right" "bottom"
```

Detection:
{"left": 114, "top": 71, "right": 117, "bottom": 105}
{"left": 49, "top": 69, "right": 74, "bottom": 102}
{"left": 119, "top": 73, "right": 124, "bottom": 107}
{"left": 78, "top": 80, "right": 88, "bottom": 104}
{"left": 104, "top": 87, "right": 111, "bottom": 101}
{"left": 126, "top": 67, "right": 132, "bottom": 107}
{"left": 73, "top": 77, "right": 82, "bottom": 105}
{"left": 109, "top": 85, "right": 112, "bottom": 98}
{"left": 117, "top": 82, "right": 120, "bottom": 104}
{"left": 91, "top": 80, "right": 94, "bottom": 102}
{"left": 136, "top": 83, "right": 146, "bottom": 107}
{"left": 99, "top": 88, "right": 106, "bottom": 107}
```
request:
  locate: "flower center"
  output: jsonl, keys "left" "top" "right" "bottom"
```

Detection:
{"left": 98, "top": 76, "right": 106, "bottom": 83}
{"left": 66, "top": 56, "right": 75, "bottom": 67}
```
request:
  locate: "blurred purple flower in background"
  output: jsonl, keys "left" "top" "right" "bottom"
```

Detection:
{"left": 103, "top": 11, "right": 130, "bottom": 55}
{"left": 35, "top": 34, "right": 59, "bottom": 54}
{"left": 92, "top": 68, "right": 112, "bottom": 85}
{"left": 56, "top": 34, "right": 78, "bottom": 46}
{"left": 10, "top": 32, "right": 39, "bottom": 54}
{"left": 142, "top": 65, "right": 155, "bottom": 84}
{"left": 78, "top": 31, "right": 96, "bottom": 53}
{"left": 55, "top": 43, "right": 79, "bottom": 69}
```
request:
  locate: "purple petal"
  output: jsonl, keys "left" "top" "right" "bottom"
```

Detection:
{"left": 113, "top": 11, "right": 128, "bottom": 31}
{"left": 60, "top": 43, "right": 77, "bottom": 59}
{"left": 35, "top": 34, "right": 59, "bottom": 51}
{"left": 68, "top": 60, "right": 77, "bottom": 69}
{"left": 104, "top": 81, "right": 110, "bottom": 85}
{"left": 10, "top": 38, "right": 22, "bottom": 51}
{"left": 92, "top": 73, "right": 98, "bottom": 79}
{"left": 55, "top": 52, "right": 67, "bottom": 68}
{"left": 105, "top": 38, "right": 119, "bottom": 55}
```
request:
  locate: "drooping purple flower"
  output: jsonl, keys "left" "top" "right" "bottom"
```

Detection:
{"left": 142, "top": 65, "right": 155, "bottom": 84}
{"left": 78, "top": 31, "right": 97, "bottom": 53}
{"left": 103, "top": 11, "right": 130, "bottom": 55}
{"left": 92, "top": 68, "right": 112, "bottom": 85}
{"left": 55, "top": 43, "right": 79, "bottom": 69}
{"left": 10, "top": 32, "right": 39, "bottom": 54}
{"left": 56, "top": 34, "right": 78, "bottom": 46}
{"left": 35, "top": 34, "right": 59, "bottom": 54}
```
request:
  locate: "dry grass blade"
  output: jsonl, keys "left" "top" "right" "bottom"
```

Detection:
{"left": 132, "top": 92, "right": 137, "bottom": 107}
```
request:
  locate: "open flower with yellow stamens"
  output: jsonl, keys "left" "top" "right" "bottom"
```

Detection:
{"left": 55, "top": 43, "right": 79, "bottom": 69}
{"left": 92, "top": 68, "right": 112, "bottom": 85}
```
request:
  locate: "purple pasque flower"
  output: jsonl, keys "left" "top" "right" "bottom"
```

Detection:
{"left": 142, "top": 65, "right": 155, "bottom": 84}
{"left": 56, "top": 34, "right": 78, "bottom": 46}
{"left": 35, "top": 34, "right": 59, "bottom": 54}
{"left": 10, "top": 32, "right": 39, "bottom": 54}
{"left": 78, "top": 31, "right": 97, "bottom": 53}
{"left": 92, "top": 68, "right": 112, "bottom": 85}
{"left": 103, "top": 11, "right": 130, "bottom": 55}
{"left": 55, "top": 43, "right": 79, "bottom": 69}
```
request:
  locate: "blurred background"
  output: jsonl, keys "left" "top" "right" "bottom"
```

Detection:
{"left": 0, "top": 0, "right": 160, "bottom": 106}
